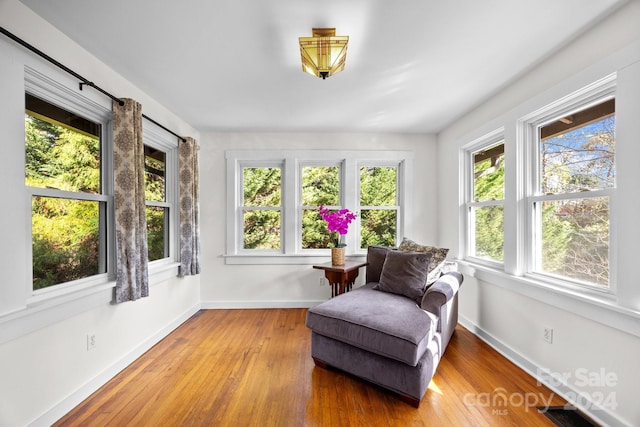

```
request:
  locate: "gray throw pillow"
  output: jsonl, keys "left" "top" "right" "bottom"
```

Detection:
{"left": 398, "top": 237, "right": 449, "bottom": 285}
{"left": 366, "top": 245, "right": 392, "bottom": 283}
{"left": 374, "top": 250, "right": 432, "bottom": 302}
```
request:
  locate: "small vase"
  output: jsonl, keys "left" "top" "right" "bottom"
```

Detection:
{"left": 331, "top": 247, "right": 345, "bottom": 266}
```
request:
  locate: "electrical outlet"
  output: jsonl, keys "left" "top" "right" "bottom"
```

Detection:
{"left": 87, "top": 333, "right": 96, "bottom": 351}
{"left": 543, "top": 327, "right": 553, "bottom": 344}
{"left": 319, "top": 277, "right": 325, "bottom": 286}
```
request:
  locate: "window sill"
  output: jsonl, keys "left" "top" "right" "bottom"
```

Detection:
{"left": 457, "top": 260, "right": 640, "bottom": 339}
{"left": 148, "top": 260, "right": 180, "bottom": 282}
{"left": 0, "top": 280, "right": 113, "bottom": 345}
{"left": 224, "top": 253, "right": 367, "bottom": 265}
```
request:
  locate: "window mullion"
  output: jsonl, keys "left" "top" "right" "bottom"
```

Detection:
{"left": 398, "top": 159, "right": 410, "bottom": 244}
{"left": 165, "top": 145, "right": 178, "bottom": 261}
{"left": 103, "top": 123, "right": 115, "bottom": 276}
{"left": 283, "top": 158, "right": 297, "bottom": 254}
{"left": 230, "top": 158, "right": 241, "bottom": 254}
{"left": 98, "top": 201, "right": 108, "bottom": 274}
{"left": 343, "top": 158, "right": 357, "bottom": 249}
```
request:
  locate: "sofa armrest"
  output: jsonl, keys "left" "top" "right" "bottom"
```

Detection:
{"left": 420, "top": 271, "right": 463, "bottom": 316}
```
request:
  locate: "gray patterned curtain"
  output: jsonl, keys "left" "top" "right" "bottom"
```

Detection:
{"left": 179, "top": 137, "right": 201, "bottom": 276}
{"left": 112, "top": 99, "right": 149, "bottom": 302}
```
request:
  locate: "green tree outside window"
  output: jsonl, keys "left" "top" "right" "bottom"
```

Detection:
{"left": 360, "top": 166, "right": 397, "bottom": 248}
{"left": 243, "top": 167, "right": 282, "bottom": 249}
{"left": 26, "top": 96, "right": 104, "bottom": 289}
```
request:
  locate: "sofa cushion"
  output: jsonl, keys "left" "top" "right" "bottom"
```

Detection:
{"left": 306, "top": 283, "right": 436, "bottom": 366}
{"left": 374, "top": 250, "right": 432, "bottom": 302}
{"left": 398, "top": 237, "right": 449, "bottom": 285}
{"left": 365, "top": 245, "right": 392, "bottom": 283}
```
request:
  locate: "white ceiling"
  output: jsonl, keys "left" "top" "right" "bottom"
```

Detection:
{"left": 21, "top": 0, "right": 624, "bottom": 133}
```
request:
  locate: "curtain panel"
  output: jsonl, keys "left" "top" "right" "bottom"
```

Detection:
{"left": 179, "top": 137, "right": 201, "bottom": 276}
{"left": 112, "top": 99, "right": 149, "bottom": 302}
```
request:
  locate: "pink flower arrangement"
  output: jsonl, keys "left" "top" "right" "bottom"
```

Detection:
{"left": 318, "top": 205, "right": 356, "bottom": 247}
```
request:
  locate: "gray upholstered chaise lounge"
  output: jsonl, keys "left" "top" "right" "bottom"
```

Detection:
{"left": 306, "top": 245, "right": 463, "bottom": 407}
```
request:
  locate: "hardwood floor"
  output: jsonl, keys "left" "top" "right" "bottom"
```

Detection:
{"left": 54, "top": 309, "right": 567, "bottom": 426}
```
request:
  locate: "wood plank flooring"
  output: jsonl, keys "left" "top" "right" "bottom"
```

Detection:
{"left": 54, "top": 309, "right": 568, "bottom": 426}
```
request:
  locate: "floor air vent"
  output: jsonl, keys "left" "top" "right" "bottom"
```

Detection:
{"left": 538, "top": 406, "right": 599, "bottom": 427}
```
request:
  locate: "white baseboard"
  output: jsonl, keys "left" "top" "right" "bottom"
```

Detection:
{"left": 201, "top": 300, "right": 323, "bottom": 309}
{"left": 458, "top": 315, "right": 629, "bottom": 427}
{"left": 30, "top": 303, "right": 201, "bottom": 427}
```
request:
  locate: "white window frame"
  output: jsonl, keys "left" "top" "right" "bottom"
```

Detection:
{"left": 357, "top": 161, "right": 403, "bottom": 250}
{"left": 520, "top": 75, "right": 617, "bottom": 295}
{"left": 462, "top": 130, "right": 505, "bottom": 269}
{"left": 225, "top": 150, "right": 413, "bottom": 264}
{"left": 143, "top": 120, "right": 179, "bottom": 268}
{"left": 237, "top": 160, "right": 284, "bottom": 254}
{"left": 299, "top": 161, "right": 343, "bottom": 252}
{"left": 25, "top": 67, "right": 115, "bottom": 304}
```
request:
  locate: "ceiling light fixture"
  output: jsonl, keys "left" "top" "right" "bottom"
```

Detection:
{"left": 299, "top": 28, "right": 348, "bottom": 80}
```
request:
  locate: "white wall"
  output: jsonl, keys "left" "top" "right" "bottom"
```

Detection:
{"left": 437, "top": 2, "right": 640, "bottom": 426}
{"left": 0, "top": 2, "right": 201, "bottom": 426}
{"left": 199, "top": 132, "right": 437, "bottom": 306}
{"left": 0, "top": 276, "right": 200, "bottom": 426}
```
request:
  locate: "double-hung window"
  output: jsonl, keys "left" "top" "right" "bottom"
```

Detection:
{"left": 465, "top": 137, "right": 505, "bottom": 264}
{"left": 144, "top": 145, "right": 168, "bottom": 261}
{"left": 241, "top": 163, "right": 283, "bottom": 251}
{"left": 143, "top": 124, "right": 178, "bottom": 263}
{"left": 359, "top": 165, "right": 398, "bottom": 248}
{"left": 25, "top": 92, "right": 110, "bottom": 291}
{"left": 301, "top": 164, "right": 341, "bottom": 249}
{"left": 525, "top": 89, "right": 615, "bottom": 289}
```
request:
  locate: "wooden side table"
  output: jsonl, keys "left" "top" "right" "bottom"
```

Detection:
{"left": 313, "top": 260, "right": 368, "bottom": 297}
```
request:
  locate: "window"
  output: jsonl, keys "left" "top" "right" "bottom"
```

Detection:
{"left": 527, "top": 96, "right": 615, "bottom": 288}
{"left": 144, "top": 145, "right": 168, "bottom": 261}
{"left": 301, "top": 164, "right": 340, "bottom": 249}
{"left": 465, "top": 139, "right": 505, "bottom": 263}
{"left": 143, "top": 123, "right": 179, "bottom": 264}
{"left": 359, "top": 165, "right": 398, "bottom": 248}
{"left": 241, "top": 165, "right": 282, "bottom": 250}
{"left": 226, "top": 150, "right": 412, "bottom": 262}
{"left": 25, "top": 92, "right": 108, "bottom": 290}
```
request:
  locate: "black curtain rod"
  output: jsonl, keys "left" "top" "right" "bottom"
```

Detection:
{"left": 0, "top": 26, "right": 187, "bottom": 143}
{"left": 142, "top": 114, "right": 187, "bottom": 143}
